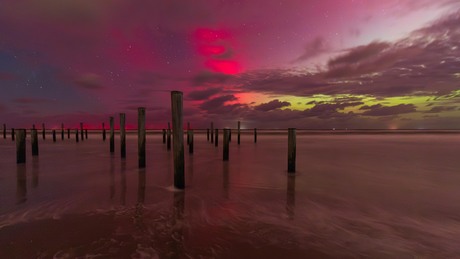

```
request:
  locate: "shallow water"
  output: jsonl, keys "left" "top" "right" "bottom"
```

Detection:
{"left": 1, "top": 132, "right": 460, "bottom": 258}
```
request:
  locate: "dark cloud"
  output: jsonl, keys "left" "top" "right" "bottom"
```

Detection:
{"left": 191, "top": 72, "right": 233, "bottom": 86}
{"left": 188, "top": 88, "right": 221, "bottom": 100}
{"left": 424, "top": 106, "right": 457, "bottom": 113}
{"left": 328, "top": 41, "right": 390, "bottom": 67}
{"left": 361, "top": 104, "right": 416, "bottom": 116}
{"left": 74, "top": 73, "right": 104, "bottom": 90}
{"left": 293, "top": 37, "right": 330, "bottom": 63}
{"left": 254, "top": 99, "right": 290, "bottom": 111}
{"left": 199, "top": 95, "right": 239, "bottom": 113}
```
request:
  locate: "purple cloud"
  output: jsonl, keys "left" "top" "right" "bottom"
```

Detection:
{"left": 254, "top": 99, "right": 290, "bottom": 111}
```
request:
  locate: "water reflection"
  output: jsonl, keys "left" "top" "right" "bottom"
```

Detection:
{"left": 120, "top": 160, "right": 127, "bottom": 206}
{"left": 286, "top": 175, "right": 296, "bottom": 219}
{"left": 170, "top": 191, "right": 185, "bottom": 258}
{"left": 187, "top": 155, "right": 194, "bottom": 185}
{"left": 223, "top": 162, "right": 229, "bottom": 199}
{"left": 137, "top": 168, "right": 146, "bottom": 204}
{"left": 16, "top": 164, "right": 27, "bottom": 204}
{"left": 109, "top": 158, "right": 115, "bottom": 200}
{"left": 32, "top": 157, "right": 39, "bottom": 188}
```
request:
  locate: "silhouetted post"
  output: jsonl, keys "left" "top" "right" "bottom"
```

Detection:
{"left": 162, "top": 129, "right": 166, "bottom": 143}
{"left": 85, "top": 129, "right": 88, "bottom": 139}
{"left": 237, "top": 121, "right": 241, "bottom": 145}
{"left": 32, "top": 124, "right": 35, "bottom": 130}
{"left": 120, "top": 113, "right": 126, "bottom": 158}
{"left": 61, "top": 123, "right": 64, "bottom": 140}
{"left": 171, "top": 91, "right": 185, "bottom": 189}
{"left": 138, "top": 107, "right": 146, "bottom": 168}
{"left": 288, "top": 128, "right": 296, "bottom": 173}
{"left": 80, "top": 122, "right": 84, "bottom": 141}
{"left": 110, "top": 117, "right": 114, "bottom": 153}
{"left": 76, "top": 129, "right": 79, "bottom": 142}
{"left": 2, "top": 124, "right": 5, "bottom": 139}
{"left": 188, "top": 130, "right": 194, "bottom": 154}
{"left": 102, "top": 122, "right": 106, "bottom": 141}
{"left": 223, "top": 128, "right": 230, "bottom": 161}
{"left": 187, "top": 122, "right": 190, "bottom": 145}
{"left": 52, "top": 130, "right": 56, "bottom": 142}
{"left": 167, "top": 128, "right": 171, "bottom": 151}
{"left": 211, "top": 122, "right": 214, "bottom": 143}
{"left": 215, "top": 128, "right": 219, "bottom": 147}
{"left": 229, "top": 129, "right": 232, "bottom": 142}
{"left": 16, "top": 129, "right": 26, "bottom": 164}
{"left": 12, "top": 128, "right": 15, "bottom": 141}
{"left": 31, "top": 129, "right": 38, "bottom": 156}
{"left": 254, "top": 128, "right": 257, "bottom": 143}
{"left": 207, "top": 128, "right": 210, "bottom": 141}
{"left": 42, "top": 123, "right": 45, "bottom": 140}
{"left": 67, "top": 128, "right": 70, "bottom": 139}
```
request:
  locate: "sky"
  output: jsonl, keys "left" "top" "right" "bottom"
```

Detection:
{"left": 1, "top": 0, "right": 460, "bottom": 129}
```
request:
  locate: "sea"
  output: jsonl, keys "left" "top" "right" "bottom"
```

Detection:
{"left": 1, "top": 130, "right": 460, "bottom": 258}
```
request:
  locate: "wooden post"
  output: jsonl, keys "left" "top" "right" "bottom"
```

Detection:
{"left": 80, "top": 122, "right": 84, "bottom": 141}
{"left": 207, "top": 128, "right": 210, "bottom": 141}
{"left": 171, "top": 91, "right": 185, "bottom": 189}
{"left": 211, "top": 122, "right": 214, "bottom": 143}
{"left": 215, "top": 128, "right": 218, "bottom": 147}
{"left": 167, "top": 129, "right": 171, "bottom": 150}
{"left": 31, "top": 129, "right": 39, "bottom": 156}
{"left": 138, "top": 107, "right": 146, "bottom": 168}
{"left": 12, "top": 128, "right": 15, "bottom": 141}
{"left": 67, "top": 128, "right": 70, "bottom": 139}
{"left": 288, "top": 128, "right": 296, "bottom": 173}
{"left": 120, "top": 113, "right": 126, "bottom": 158}
{"left": 2, "top": 123, "right": 5, "bottom": 139}
{"left": 188, "top": 130, "right": 194, "bottom": 154}
{"left": 162, "top": 129, "right": 166, "bottom": 143}
{"left": 61, "top": 123, "right": 64, "bottom": 140}
{"left": 42, "top": 123, "right": 45, "bottom": 140}
{"left": 237, "top": 121, "right": 241, "bottom": 145}
{"left": 254, "top": 128, "right": 257, "bottom": 143}
{"left": 229, "top": 129, "right": 232, "bottom": 142}
{"left": 187, "top": 122, "right": 190, "bottom": 145}
{"left": 16, "top": 129, "right": 26, "bottom": 164}
{"left": 102, "top": 122, "right": 106, "bottom": 141}
{"left": 110, "top": 117, "right": 114, "bottom": 153}
{"left": 223, "top": 128, "right": 230, "bottom": 161}
{"left": 76, "top": 129, "right": 79, "bottom": 142}
{"left": 52, "top": 130, "right": 56, "bottom": 142}
{"left": 32, "top": 124, "right": 35, "bottom": 130}
{"left": 85, "top": 129, "right": 88, "bottom": 139}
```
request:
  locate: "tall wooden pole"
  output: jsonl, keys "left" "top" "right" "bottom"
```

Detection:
{"left": 11, "top": 128, "right": 15, "bottom": 141}
{"left": 61, "top": 123, "right": 64, "bottom": 140}
{"left": 223, "top": 128, "right": 230, "bottom": 161}
{"left": 42, "top": 123, "right": 45, "bottom": 140}
{"left": 215, "top": 128, "right": 218, "bottom": 147}
{"left": 120, "top": 113, "right": 126, "bottom": 158}
{"left": 85, "top": 129, "right": 88, "bottom": 139}
{"left": 67, "top": 128, "right": 70, "bottom": 139}
{"left": 237, "top": 121, "right": 241, "bottom": 145}
{"left": 167, "top": 124, "right": 171, "bottom": 151}
{"left": 254, "top": 128, "right": 257, "bottom": 143}
{"left": 188, "top": 130, "right": 194, "bottom": 154}
{"left": 207, "top": 128, "right": 210, "bottom": 141}
{"left": 76, "top": 129, "right": 79, "bottom": 142}
{"left": 102, "top": 122, "right": 106, "bottom": 141}
{"left": 80, "top": 122, "right": 84, "bottom": 141}
{"left": 109, "top": 117, "right": 114, "bottom": 153}
{"left": 2, "top": 123, "right": 5, "bottom": 139}
{"left": 162, "top": 129, "right": 166, "bottom": 144}
{"left": 138, "top": 107, "right": 146, "bottom": 168}
{"left": 31, "top": 129, "right": 38, "bottom": 156}
{"left": 171, "top": 91, "right": 185, "bottom": 189}
{"left": 211, "top": 122, "right": 214, "bottom": 143}
{"left": 187, "top": 122, "right": 190, "bottom": 145}
{"left": 16, "top": 129, "right": 26, "bottom": 164}
{"left": 52, "top": 130, "right": 56, "bottom": 142}
{"left": 288, "top": 128, "right": 296, "bottom": 173}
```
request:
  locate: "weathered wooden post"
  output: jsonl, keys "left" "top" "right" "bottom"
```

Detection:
{"left": 120, "top": 113, "right": 126, "bottom": 158}
{"left": 188, "top": 130, "right": 194, "bottom": 154}
{"left": 2, "top": 123, "right": 5, "bottom": 139}
{"left": 187, "top": 122, "right": 190, "bottom": 145}
{"left": 110, "top": 117, "right": 114, "bottom": 153}
{"left": 229, "top": 129, "right": 232, "bottom": 142}
{"left": 32, "top": 124, "right": 35, "bottom": 130}
{"left": 223, "top": 128, "right": 230, "bottom": 161}
{"left": 61, "top": 123, "right": 64, "bottom": 140}
{"left": 16, "top": 129, "right": 26, "bottom": 164}
{"left": 76, "top": 129, "right": 79, "bottom": 142}
{"left": 171, "top": 91, "right": 185, "bottom": 189}
{"left": 102, "top": 122, "right": 106, "bottom": 141}
{"left": 138, "top": 107, "right": 146, "bottom": 168}
{"left": 42, "top": 123, "right": 45, "bottom": 140}
{"left": 254, "top": 128, "right": 257, "bottom": 143}
{"left": 80, "top": 122, "right": 84, "bottom": 141}
{"left": 31, "top": 129, "right": 39, "bottom": 156}
{"left": 207, "top": 128, "right": 210, "bottom": 141}
{"left": 162, "top": 129, "right": 166, "bottom": 143}
{"left": 85, "top": 129, "right": 88, "bottom": 139}
{"left": 12, "top": 128, "right": 15, "bottom": 141}
{"left": 215, "top": 128, "right": 219, "bottom": 147}
{"left": 288, "top": 128, "right": 296, "bottom": 173}
{"left": 211, "top": 122, "right": 214, "bottom": 143}
{"left": 237, "top": 121, "right": 241, "bottom": 145}
{"left": 67, "top": 128, "right": 70, "bottom": 139}
{"left": 167, "top": 124, "right": 171, "bottom": 151}
{"left": 52, "top": 130, "right": 56, "bottom": 142}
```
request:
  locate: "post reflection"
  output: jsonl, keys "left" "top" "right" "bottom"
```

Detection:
{"left": 16, "top": 164, "right": 27, "bottom": 204}
{"left": 32, "top": 156, "right": 39, "bottom": 188}
{"left": 223, "top": 162, "right": 229, "bottom": 199}
{"left": 120, "top": 160, "right": 127, "bottom": 206}
{"left": 170, "top": 191, "right": 185, "bottom": 258}
{"left": 109, "top": 157, "right": 115, "bottom": 200}
{"left": 187, "top": 155, "right": 194, "bottom": 185}
{"left": 137, "top": 168, "right": 146, "bottom": 204}
{"left": 286, "top": 175, "right": 296, "bottom": 219}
